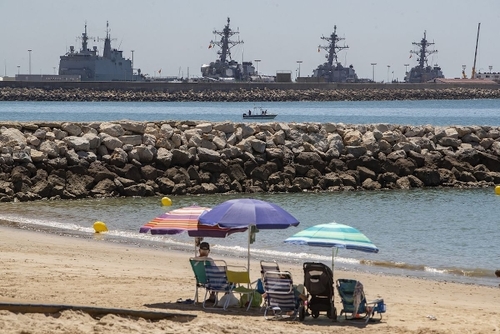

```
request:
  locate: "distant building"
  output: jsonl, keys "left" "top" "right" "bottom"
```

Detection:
{"left": 475, "top": 72, "right": 500, "bottom": 82}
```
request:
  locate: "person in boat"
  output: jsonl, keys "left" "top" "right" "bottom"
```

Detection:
{"left": 248, "top": 109, "right": 252, "bottom": 116}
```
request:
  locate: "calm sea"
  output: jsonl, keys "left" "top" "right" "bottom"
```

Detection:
{"left": 1, "top": 99, "right": 500, "bottom": 126}
{"left": 0, "top": 99, "right": 499, "bottom": 287}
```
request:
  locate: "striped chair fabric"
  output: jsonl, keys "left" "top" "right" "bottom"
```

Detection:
{"left": 263, "top": 271, "right": 296, "bottom": 311}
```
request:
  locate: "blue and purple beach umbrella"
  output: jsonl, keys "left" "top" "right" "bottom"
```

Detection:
{"left": 198, "top": 198, "right": 300, "bottom": 270}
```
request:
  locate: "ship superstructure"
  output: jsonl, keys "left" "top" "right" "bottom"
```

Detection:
{"left": 405, "top": 31, "right": 444, "bottom": 83}
{"left": 312, "top": 25, "right": 357, "bottom": 83}
{"left": 59, "top": 22, "right": 143, "bottom": 81}
{"left": 201, "top": 17, "right": 255, "bottom": 81}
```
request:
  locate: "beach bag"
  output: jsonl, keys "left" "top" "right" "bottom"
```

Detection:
{"left": 256, "top": 279, "right": 265, "bottom": 294}
{"left": 239, "top": 291, "right": 262, "bottom": 308}
{"left": 375, "top": 299, "right": 386, "bottom": 313}
{"left": 216, "top": 293, "right": 239, "bottom": 308}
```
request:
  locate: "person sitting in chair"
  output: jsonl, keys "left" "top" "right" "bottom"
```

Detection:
{"left": 194, "top": 241, "right": 216, "bottom": 302}
{"left": 194, "top": 241, "right": 213, "bottom": 261}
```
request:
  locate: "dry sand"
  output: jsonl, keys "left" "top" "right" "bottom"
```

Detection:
{"left": 1, "top": 226, "right": 499, "bottom": 334}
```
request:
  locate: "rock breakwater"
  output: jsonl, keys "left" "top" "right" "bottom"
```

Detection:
{"left": 2, "top": 86, "right": 500, "bottom": 101}
{"left": 1, "top": 120, "right": 499, "bottom": 202}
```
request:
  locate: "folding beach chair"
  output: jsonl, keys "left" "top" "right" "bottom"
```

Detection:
{"left": 263, "top": 270, "right": 299, "bottom": 320}
{"left": 189, "top": 258, "right": 210, "bottom": 303}
{"left": 258, "top": 260, "right": 280, "bottom": 309}
{"left": 203, "top": 260, "right": 235, "bottom": 310}
{"left": 260, "top": 260, "right": 280, "bottom": 279}
{"left": 226, "top": 265, "right": 259, "bottom": 311}
{"left": 336, "top": 278, "right": 386, "bottom": 323}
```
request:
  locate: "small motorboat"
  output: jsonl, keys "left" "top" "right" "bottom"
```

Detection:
{"left": 243, "top": 107, "right": 277, "bottom": 120}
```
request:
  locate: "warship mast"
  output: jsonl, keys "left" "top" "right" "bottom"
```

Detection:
{"left": 318, "top": 25, "right": 349, "bottom": 68}
{"left": 102, "top": 21, "right": 112, "bottom": 59}
{"left": 410, "top": 31, "right": 437, "bottom": 70}
{"left": 312, "top": 25, "right": 357, "bottom": 83}
{"left": 210, "top": 17, "right": 243, "bottom": 64}
{"left": 77, "top": 23, "right": 94, "bottom": 54}
{"left": 202, "top": 17, "right": 254, "bottom": 81}
{"left": 406, "top": 31, "right": 443, "bottom": 83}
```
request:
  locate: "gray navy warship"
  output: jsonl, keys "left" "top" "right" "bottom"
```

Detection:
{"left": 405, "top": 31, "right": 444, "bottom": 83}
{"left": 201, "top": 18, "right": 255, "bottom": 81}
{"left": 312, "top": 25, "right": 358, "bottom": 83}
{"left": 59, "top": 22, "right": 143, "bottom": 81}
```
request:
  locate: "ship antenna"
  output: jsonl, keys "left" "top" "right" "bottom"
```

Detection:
{"left": 209, "top": 17, "right": 244, "bottom": 64}
{"left": 77, "top": 21, "right": 94, "bottom": 53}
{"left": 99, "top": 21, "right": 116, "bottom": 58}
{"left": 410, "top": 30, "right": 437, "bottom": 70}
{"left": 318, "top": 25, "right": 349, "bottom": 67}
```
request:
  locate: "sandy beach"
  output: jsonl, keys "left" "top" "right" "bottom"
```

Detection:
{"left": 1, "top": 226, "right": 499, "bottom": 334}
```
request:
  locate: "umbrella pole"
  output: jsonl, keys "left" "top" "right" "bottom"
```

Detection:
{"left": 247, "top": 228, "right": 251, "bottom": 273}
{"left": 332, "top": 247, "right": 338, "bottom": 280}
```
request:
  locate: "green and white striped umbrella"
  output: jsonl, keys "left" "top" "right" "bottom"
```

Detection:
{"left": 284, "top": 222, "right": 378, "bottom": 272}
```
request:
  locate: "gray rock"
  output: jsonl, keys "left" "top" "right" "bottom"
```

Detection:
{"left": 102, "top": 135, "right": 123, "bottom": 150}
{"left": 99, "top": 122, "right": 125, "bottom": 137}
{"left": 119, "top": 135, "right": 142, "bottom": 146}
{"left": 64, "top": 136, "right": 90, "bottom": 151}
{"left": 197, "top": 147, "right": 221, "bottom": 163}
{"left": 61, "top": 123, "right": 82, "bottom": 136}
{"left": 0, "top": 127, "right": 27, "bottom": 147}
{"left": 120, "top": 121, "right": 147, "bottom": 134}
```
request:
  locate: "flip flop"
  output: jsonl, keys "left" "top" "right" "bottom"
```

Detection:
{"left": 176, "top": 298, "right": 195, "bottom": 304}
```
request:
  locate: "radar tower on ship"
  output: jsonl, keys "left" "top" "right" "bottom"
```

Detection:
{"left": 312, "top": 25, "right": 357, "bottom": 83}
{"left": 320, "top": 25, "right": 348, "bottom": 69}
{"left": 211, "top": 17, "right": 242, "bottom": 64}
{"left": 201, "top": 17, "right": 255, "bottom": 81}
{"left": 405, "top": 31, "right": 444, "bottom": 83}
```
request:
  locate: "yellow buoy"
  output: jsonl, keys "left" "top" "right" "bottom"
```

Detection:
{"left": 161, "top": 197, "right": 172, "bottom": 206}
{"left": 93, "top": 221, "right": 108, "bottom": 233}
{"left": 495, "top": 186, "right": 500, "bottom": 195}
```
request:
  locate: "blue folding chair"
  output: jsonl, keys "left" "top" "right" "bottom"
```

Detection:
{"left": 336, "top": 278, "right": 386, "bottom": 323}
{"left": 203, "top": 260, "right": 235, "bottom": 310}
{"left": 263, "top": 270, "right": 299, "bottom": 320}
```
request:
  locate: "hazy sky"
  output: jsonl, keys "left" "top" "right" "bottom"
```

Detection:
{"left": 1, "top": 0, "right": 500, "bottom": 81}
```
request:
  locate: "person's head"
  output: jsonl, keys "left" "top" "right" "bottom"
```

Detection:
{"left": 199, "top": 242, "right": 210, "bottom": 257}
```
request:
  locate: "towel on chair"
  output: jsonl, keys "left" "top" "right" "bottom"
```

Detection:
{"left": 353, "top": 281, "right": 364, "bottom": 315}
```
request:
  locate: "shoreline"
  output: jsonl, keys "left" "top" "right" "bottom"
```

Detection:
{"left": 1, "top": 224, "right": 499, "bottom": 333}
{"left": 1, "top": 217, "right": 499, "bottom": 288}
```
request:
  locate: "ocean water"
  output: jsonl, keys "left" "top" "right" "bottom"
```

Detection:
{"left": 0, "top": 99, "right": 499, "bottom": 287}
{"left": 1, "top": 99, "right": 500, "bottom": 126}
{"left": 0, "top": 189, "right": 498, "bottom": 287}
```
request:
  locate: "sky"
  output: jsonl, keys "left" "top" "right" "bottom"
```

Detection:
{"left": 1, "top": 0, "right": 500, "bottom": 81}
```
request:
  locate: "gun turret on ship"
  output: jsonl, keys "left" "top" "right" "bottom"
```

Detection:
{"left": 201, "top": 17, "right": 255, "bottom": 81}
{"left": 312, "top": 25, "right": 358, "bottom": 83}
{"left": 405, "top": 31, "right": 444, "bottom": 83}
{"left": 59, "top": 22, "right": 143, "bottom": 81}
